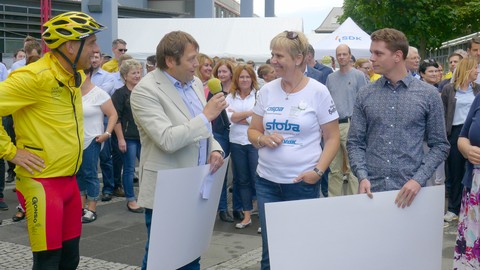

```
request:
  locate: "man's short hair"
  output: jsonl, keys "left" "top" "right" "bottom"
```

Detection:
{"left": 448, "top": 52, "right": 463, "bottom": 61}
{"left": 146, "top": 55, "right": 156, "bottom": 66}
{"left": 156, "top": 31, "right": 199, "bottom": 70}
{"left": 307, "top": 44, "right": 315, "bottom": 57}
{"left": 370, "top": 28, "right": 409, "bottom": 60}
{"left": 112, "top": 39, "right": 127, "bottom": 48}
{"left": 467, "top": 37, "right": 480, "bottom": 50}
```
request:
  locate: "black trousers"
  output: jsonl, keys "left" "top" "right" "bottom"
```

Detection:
{"left": 447, "top": 124, "right": 467, "bottom": 215}
{"left": 0, "top": 159, "right": 4, "bottom": 199}
{"left": 32, "top": 237, "right": 80, "bottom": 270}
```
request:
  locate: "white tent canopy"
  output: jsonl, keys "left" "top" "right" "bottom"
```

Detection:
{"left": 118, "top": 17, "right": 303, "bottom": 63}
{"left": 313, "top": 17, "right": 372, "bottom": 59}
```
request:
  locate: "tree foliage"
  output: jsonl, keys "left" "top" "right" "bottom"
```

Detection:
{"left": 340, "top": 0, "right": 480, "bottom": 57}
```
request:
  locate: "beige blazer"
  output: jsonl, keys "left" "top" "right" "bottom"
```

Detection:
{"left": 130, "top": 69, "right": 222, "bottom": 209}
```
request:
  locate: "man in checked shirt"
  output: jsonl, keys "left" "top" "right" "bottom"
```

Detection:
{"left": 347, "top": 28, "right": 450, "bottom": 208}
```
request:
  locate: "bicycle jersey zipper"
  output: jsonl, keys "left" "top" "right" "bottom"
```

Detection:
{"left": 70, "top": 90, "right": 81, "bottom": 176}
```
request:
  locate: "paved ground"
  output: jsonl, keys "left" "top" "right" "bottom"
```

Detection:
{"left": 0, "top": 179, "right": 457, "bottom": 269}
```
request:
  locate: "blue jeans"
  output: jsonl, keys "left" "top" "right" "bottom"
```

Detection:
{"left": 256, "top": 175, "right": 320, "bottom": 270}
{"left": 100, "top": 119, "right": 115, "bottom": 195}
{"left": 100, "top": 136, "right": 115, "bottom": 194}
{"left": 111, "top": 132, "right": 124, "bottom": 189}
{"left": 76, "top": 141, "right": 101, "bottom": 201}
{"left": 230, "top": 143, "right": 258, "bottom": 211}
{"left": 142, "top": 208, "right": 200, "bottom": 270}
{"left": 213, "top": 132, "right": 242, "bottom": 211}
{"left": 122, "top": 139, "right": 141, "bottom": 201}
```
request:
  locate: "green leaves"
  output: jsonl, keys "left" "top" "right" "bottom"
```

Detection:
{"left": 340, "top": 0, "right": 480, "bottom": 57}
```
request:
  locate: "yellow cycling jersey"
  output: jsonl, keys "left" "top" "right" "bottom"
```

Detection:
{"left": 102, "top": 58, "right": 118, "bottom": 73}
{"left": 0, "top": 52, "right": 84, "bottom": 178}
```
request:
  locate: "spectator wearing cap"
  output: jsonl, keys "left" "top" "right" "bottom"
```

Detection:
{"left": 145, "top": 55, "right": 156, "bottom": 73}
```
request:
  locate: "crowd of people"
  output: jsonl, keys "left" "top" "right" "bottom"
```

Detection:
{"left": 1, "top": 10, "right": 480, "bottom": 270}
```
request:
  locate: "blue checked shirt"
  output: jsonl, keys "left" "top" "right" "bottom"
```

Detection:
{"left": 347, "top": 74, "right": 450, "bottom": 192}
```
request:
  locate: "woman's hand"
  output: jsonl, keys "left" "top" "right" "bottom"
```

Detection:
{"left": 259, "top": 133, "right": 284, "bottom": 148}
{"left": 95, "top": 133, "right": 110, "bottom": 143}
{"left": 466, "top": 145, "right": 480, "bottom": 165}
{"left": 118, "top": 139, "right": 127, "bottom": 153}
{"left": 294, "top": 171, "right": 320, "bottom": 184}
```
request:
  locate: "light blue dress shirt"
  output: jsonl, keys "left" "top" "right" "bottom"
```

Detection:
{"left": 163, "top": 71, "right": 211, "bottom": 165}
{"left": 91, "top": 68, "right": 115, "bottom": 95}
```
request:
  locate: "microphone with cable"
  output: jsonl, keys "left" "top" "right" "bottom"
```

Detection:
{"left": 207, "top": 78, "right": 230, "bottom": 129}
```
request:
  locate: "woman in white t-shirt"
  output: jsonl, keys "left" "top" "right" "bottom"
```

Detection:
{"left": 226, "top": 64, "right": 259, "bottom": 229}
{"left": 77, "top": 68, "right": 118, "bottom": 223}
{"left": 247, "top": 31, "right": 340, "bottom": 269}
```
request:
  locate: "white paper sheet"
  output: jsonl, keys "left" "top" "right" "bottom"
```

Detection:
{"left": 147, "top": 157, "right": 229, "bottom": 270}
{"left": 265, "top": 185, "right": 445, "bottom": 270}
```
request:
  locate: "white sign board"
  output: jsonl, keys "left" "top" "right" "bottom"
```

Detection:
{"left": 265, "top": 185, "right": 445, "bottom": 270}
{"left": 147, "top": 158, "right": 229, "bottom": 270}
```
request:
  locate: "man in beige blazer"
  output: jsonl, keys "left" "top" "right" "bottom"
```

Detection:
{"left": 130, "top": 31, "right": 227, "bottom": 270}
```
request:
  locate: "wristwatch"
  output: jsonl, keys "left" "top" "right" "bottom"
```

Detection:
{"left": 313, "top": 167, "right": 324, "bottom": 177}
{"left": 213, "top": 150, "right": 225, "bottom": 158}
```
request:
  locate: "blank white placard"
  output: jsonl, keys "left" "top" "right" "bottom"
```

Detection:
{"left": 147, "top": 157, "right": 229, "bottom": 270}
{"left": 265, "top": 185, "right": 445, "bottom": 270}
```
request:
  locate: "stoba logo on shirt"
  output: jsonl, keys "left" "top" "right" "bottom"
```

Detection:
{"left": 265, "top": 119, "right": 300, "bottom": 132}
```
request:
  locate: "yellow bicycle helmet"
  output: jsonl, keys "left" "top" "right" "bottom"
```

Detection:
{"left": 42, "top": 11, "right": 105, "bottom": 49}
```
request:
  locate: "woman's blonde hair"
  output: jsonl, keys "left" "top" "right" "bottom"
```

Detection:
{"left": 195, "top": 53, "right": 213, "bottom": 82}
{"left": 230, "top": 64, "right": 259, "bottom": 97}
{"left": 453, "top": 57, "right": 478, "bottom": 90}
{"left": 354, "top": 58, "right": 370, "bottom": 69}
{"left": 270, "top": 31, "right": 308, "bottom": 64}
{"left": 119, "top": 59, "right": 142, "bottom": 82}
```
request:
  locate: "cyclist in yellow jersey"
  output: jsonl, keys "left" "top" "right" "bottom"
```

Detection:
{"left": 0, "top": 11, "right": 105, "bottom": 269}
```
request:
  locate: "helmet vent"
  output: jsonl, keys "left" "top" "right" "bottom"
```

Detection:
{"left": 71, "top": 17, "right": 87, "bottom": 24}
{"left": 52, "top": 19, "right": 69, "bottom": 26}
{"left": 57, "top": 28, "right": 73, "bottom": 36}
{"left": 74, "top": 27, "right": 90, "bottom": 34}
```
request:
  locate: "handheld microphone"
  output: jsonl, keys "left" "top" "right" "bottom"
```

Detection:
{"left": 206, "top": 78, "right": 230, "bottom": 129}
{"left": 207, "top": 78, "right": 223, "bottom": 95}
